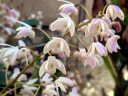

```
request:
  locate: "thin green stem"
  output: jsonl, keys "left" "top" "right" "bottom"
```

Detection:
{"left": 2, "top": 88, "right": 15, "bottom": 96}
{"left": 34, "top": 86, "right": 41, "bottom": 96}
{"left": 0, "top": 51, "right": 44, "bottom": 95}
{"left": 14, "top": 82, "right": 17, "bottom": 96}
{"left": 18, "top": 81, "right": 40, "bottom": 87}
{"left": 35, "top": 28, "right": 51, "bottom": 40}
{"left": 76, "top": 20, "right": 90, "bottom": 29}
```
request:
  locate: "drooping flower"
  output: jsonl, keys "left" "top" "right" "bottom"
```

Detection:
{"left": 0, "top": 43, "right": 19, "bottom": 66}
{"left": 39, "top": 56, "right": 66, "bottom": 77}
{"left": 88, "top": 42, "right": 107, "bottom": 56}
{"left": 106, "top": 5, "right": 124, "bottom": 21}
{"left": 58, "top": 0, "right": 78, "bottom": 16}
{"left": 16, "top": 21, "right": 35, "bottom": 39}
{"left": 10, "top": 67, "right": 27, "bottom": 82}
{"left": 105, "top": 35, "right": 120, "bottom": 53}
{"left": 42, "top": 84, "right": 57, "bottom": 96}
{"left": 40, "top": 73, "right": 53, "bottom": 84}
{"left": 18, "top": 40, "right": 30, "bottom": 58}
{"left": 22, "top": 78, "right": 38, "bottom": 91}
{"left": 43, "top": 37, "right": 70, "bottom": 57}
{"left": 20, "top": 78, "right": 37, "bottom": 96}
{"left": 54, "top": 77, "right": 74, "bottom": 92}
{"left": 20, "top": 89, "right": 35, "bottom": 96}
{"left": 50, "top": 13, "right": 75, "bottom": 37}
{"left": 83, "top": 53, "right": 99, "bottom": 69}
{"left": 85, "top": 18, "right": 110, "bottom": 37}
{"left": 74, "top": 49, "right": 99, "bottom": 68}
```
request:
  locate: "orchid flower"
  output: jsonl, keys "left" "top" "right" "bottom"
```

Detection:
{"left": 22, "top": 78, "right": 38, "bottom": 91}
{"left": 39, "top": 56, "right": 66, "bottom": 77}
{"left": 58, "top": 0, "right": 78, "bottom": 16}
{"left": 105, "top": 35, "right": 120, "bottom": 53}
{"left": 42, "top": 84, "right": 57, "bottom": 96}
{"left": 54, "top": 77, "right": 74, "bottom": 93}
{"left": 106, "top": 5, "right": 124, "bottom": 21}
{"left": 20, "top": 89, "right": 35, "bottom": 96}
{"left": 10, "top": 67, "right": 27, "bottom": 82}
{"left": 74, "top": 49, "right": 99, "bottom": 68}
{"left": 43, "top": 37, "right": 70, "bottom": 57}
{"left": 0, "top": 43, "right": 19, "bottom": 66}
{"left": 85, "top": 18, "right": 110, "bottom": 37}
{"left": 50, "top": 13, "right": 75, "bottom": 37}
{"left": 16, "top": 21, "right": 35, "bottom": 39}
{"left": 88, "top": 42, "right": 107, "bottom": 56}
{"left": 40, "top": 73, "right": 53, "bottom": 84}
{"left": 18, "top": 40, "right": 30, "bottom": 58}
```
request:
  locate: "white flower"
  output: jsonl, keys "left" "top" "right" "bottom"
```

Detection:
{"left": 43, "top": 37, "right": 70, "bottom": 57}
{"left": 20, "top": 89, "right": 35, "bottom": 96}
{"left": 50, "top": 13, "right": 75, "bottom": 37}
{"left": 0, "top": 43, "right": 19, "bottom": 66}
{"left": 10, "top": 67, "right": 27, "bottom": 81}
{"left": 106, "top": 5, "right": 124, "bottom": 20}
{"left": 58, "top": 0, "right": 78, "bottom": 16}
{"left": 105, "top": 35, "right": 120, "bottom": 53}
{"left": 23, "top": 78, "right": 38, "bottom": 91}
{"left": 18, "top": 40, "right": 30, "bottom": 58}
{"left": 42, "top": 84, "right": 57, "bottom": 96}
{"left": 16, "top": 21, "right": 35, "bottom": 39}
{"left": 39, "top": 56, "right": 66, "bottom": 77}
{"left": 54, "top": 77, "right": 74, "bottom": 92}
{"left": 40, "top": 73, "right": 53, "bottom": 84}
{"left": 88, "top": 42, "right": 107, "bottom": 56}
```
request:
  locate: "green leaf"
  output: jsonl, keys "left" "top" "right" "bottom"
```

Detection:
{"left": 23, "top": 19, "right": 39, "bottom": 26}
{"left": 111, "top": 0, "right": 120, "bottom": 5}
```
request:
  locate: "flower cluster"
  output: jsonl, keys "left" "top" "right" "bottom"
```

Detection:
{"left": 0, "top": 0, "right": 125, "bottom": 96}
{"left": 75, "top": 4, "right": 124, "bottom": 68}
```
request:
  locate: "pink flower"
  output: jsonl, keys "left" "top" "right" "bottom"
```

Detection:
{"left": 74, "top": 49, "right": 99, "bottom": 68}
{"left": 85, "top": 18, "right": 109, "bottom": 37}
{"left": 43, "top": 37, "right": 70, "bottom": 57}
{"left": 105, "top": 35, "right": 120, "bottom": 53}
{"left": 50, "top": 13, "right": 75, "bottom": 37}
{"left": 83, "top": 53, "right": 99, "bottom": 69}
{"left": 88, "top": 42, "right": 107, "bottom": 56}
{"left": 39, "top": 56, "right": 66, "bottom": 77}
{"left": 16, "top": 21, "right": 35, "bottom": 39}
{"left": 58, "top": 0, "right": 78, "bottom": 16}
{"left": 106, "top": 5, "right": 124, "bottom": 21}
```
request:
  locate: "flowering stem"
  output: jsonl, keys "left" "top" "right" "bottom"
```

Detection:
{"left": 0, "top": 51, "right": 44, "bottom": 95}
{"left": 76, "top": 20, "right": 90, "bottom": 29}
{"left": 102, "top": 56, "right": 119, "bottom": 84}
{"left": 35, "top": 28, "right": 51, "bottom": 40}
{"left": 34, "top": 85, "right": 41, "bottom": 96}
